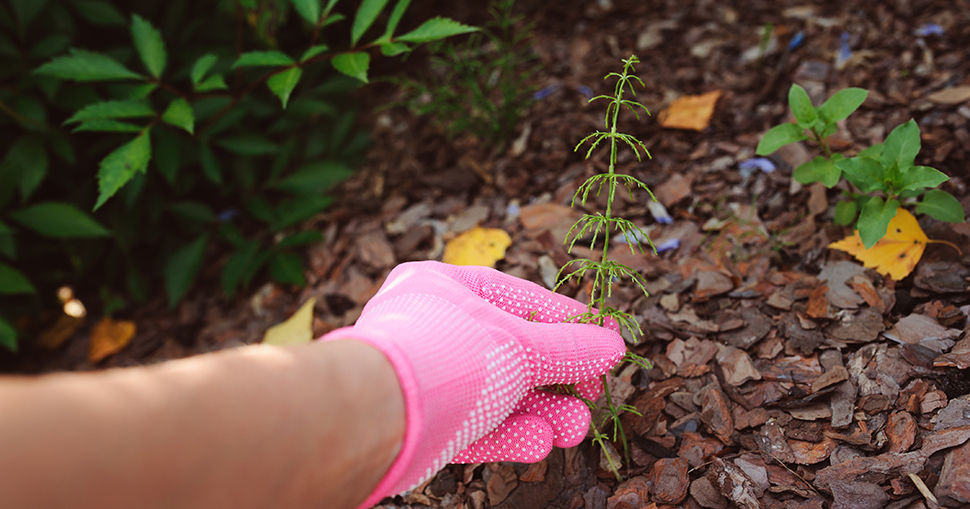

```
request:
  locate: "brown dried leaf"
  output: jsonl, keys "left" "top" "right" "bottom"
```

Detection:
{"left": 88, "top": 318, "right": 136, "bottom": 364}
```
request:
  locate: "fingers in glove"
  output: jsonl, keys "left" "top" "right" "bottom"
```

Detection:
{"left": 516, "top": 390, "right": 591, "bottom": 448}
{"left": 523, "top": 320, "right": 624, "bottom": 386}
{"left": 451, "top": 414, "right": 554, "bottom": 464}
{"left": 573, "top": 377, "right": 604, "bottom": 401}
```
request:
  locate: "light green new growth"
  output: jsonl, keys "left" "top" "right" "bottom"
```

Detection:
{"left": 556, "top": 55, "right": 656, "bottom": 480}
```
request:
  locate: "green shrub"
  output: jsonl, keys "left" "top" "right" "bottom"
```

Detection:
{"left": 0, "top": 0, "right": 475, "bottom": 352}
{"left": 757, "top": 84, "right": 963, "bottom": 248}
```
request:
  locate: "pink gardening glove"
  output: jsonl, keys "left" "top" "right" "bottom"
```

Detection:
{"left": 320, "top": 261, "right": 624, "bottom": 508}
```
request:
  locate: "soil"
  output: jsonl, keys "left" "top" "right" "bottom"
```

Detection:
{"left": 8, "top": 0, "right": 970, "bottom": 507}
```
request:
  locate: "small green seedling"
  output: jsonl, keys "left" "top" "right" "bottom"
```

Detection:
{"left": 757, "top": 84, "right": 963, "bottom": 248}
{"left": 555, "top": 55, "right": 655, "bottom": 480}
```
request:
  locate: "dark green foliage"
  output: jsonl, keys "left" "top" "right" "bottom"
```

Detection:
{"left": 391, "top": 0, "right": 537, "bottom": 150}
{"left": 0, "top": 0, "right": 474, "bottom": 351}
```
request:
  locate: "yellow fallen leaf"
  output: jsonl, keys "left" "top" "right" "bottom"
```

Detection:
{"left": 36, "top": 314, "right": 86, "bottom": 350}
{"left": 659, "top": 90, "right": 723, "bottom": 131}
{"left": 441, "top": 227, "right": 512, "bottom": 267}
{"left": 263, "top": 298, "right": 316, "bottom": 346}
{"left": 89, "top": 318, "right": 136, "bottom": 364}
{"left": 828, "top": 208, "right": 927, "bottom": 280}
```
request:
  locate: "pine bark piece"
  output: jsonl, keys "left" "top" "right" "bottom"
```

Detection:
{"left": 716, "top": 344, "right": 762, "bottom": 387}
{"left": 814, "top": 451, "right": 927, "bottom": 492}
{"left": 690, "top": 477, "right": 729, "bottom": 509}
{"left": 920, "top": 425, "right": 970, "bottom": 457}
{"left": 606, "top": 475, "right": 650, "bottom": 509}
{"left": 678, "top": 431, "right": 725, "bottom": 467}
{"left": 811, "top": 365, "right": 848, "bottom": 393}
{"left": 700, "top": 386, "right": 735, "bottom": 445}
{"left": 647, "top": 457, "right": 689, "bottom": 504}
{"left": 829, "top": 480, "right": 890, "bottom": 509}
{"left": 887, "top": 411, "right": 917, "bottom": 453}
{"left": 936, "top": 441, "right": 970, "bottom": 506}
{"left": 707, "top": 457, "right": 761, "bottom": 509}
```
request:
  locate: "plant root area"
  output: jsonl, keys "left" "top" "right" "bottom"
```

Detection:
{"left": 9, "top": 0, "right": 970, "bottom": 507}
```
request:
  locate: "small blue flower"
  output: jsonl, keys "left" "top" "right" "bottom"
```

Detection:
{"left": 217, "top": 208, "right": 239, "bottom": 222}
{"left": 576, "top": 85, "right": 594, "bottom": 101}
{"left": 533, "top": 82, "right": 561, "bottom": 100}
{"left": 787, "top": 31, "right": 805, "bottom": 51}
{"left": 738, "top": 157, "right": 776, "bottom": 174}
{"left": 836, "top": 31, "right": 852, "bottom": 67}
{"left": 647, "top": 200, "right": 672, "bottom": 225}
{"left": 655, "top": 238, "right": 680, "bottom": 253}
{"left": 914, "top": 24, "right": 944, "bottom": 37}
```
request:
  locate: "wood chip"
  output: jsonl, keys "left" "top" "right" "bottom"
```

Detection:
{"left": 926, "top": 85, "right": 970, "bottom": 105}
{"left": 707, "top": 457, "right": 760, "bottom": 509}
{"left": 693, "top": 270, "right": 735, "bottom": 301}
{"left": 936, "top": 441, "right": 970, "bottom": 506}
{"left": 486, "top": 463, "right": 518, "bottom": 506}
{"left": 700, "top": 385, "right": 735, "bottom": 444}
{"left": 648, "top": 457, "right": 689, "bottom": 504}
{"left": 818, "top": 261, "right": 867, "bottom": 308}
{"left": 656, "top": 173, "right": 694, "bottom": 207}
{"left": 716, "top": 344, "right": 762, "bottom": 386}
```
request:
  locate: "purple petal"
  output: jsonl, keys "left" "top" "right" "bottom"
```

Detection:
{"left": 533, "top": 82, "right": 561, "bottom": 101}
{"left": 787, "top": 31, "right": 805, "bottom": 51}
{"left": 655, "top": 238, "right": 680, "bottom": 253}
{"left": 914, "top": 24, "right": 944, "bottom": 37}
{"left": 647, "top": 200, "right": 673, "bottom": 225}
{"left": 576, "top": 85, "right": 594, "bottom": 101}
{"left": 738, "top": 157, "right": 776, "bottom": 173}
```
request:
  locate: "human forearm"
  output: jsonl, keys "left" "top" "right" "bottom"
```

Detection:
{"left": 0, "top": 340, "right": 404, "bottom": 509}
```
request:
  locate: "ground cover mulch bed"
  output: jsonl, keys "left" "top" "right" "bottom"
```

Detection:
{"left": 9, "top": 0, "right": 970, "bottom": 507}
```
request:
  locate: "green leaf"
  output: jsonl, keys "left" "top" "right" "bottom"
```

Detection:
{"left": 267, "top": 67, "right": 303, "bottom": 109}
{"left": 190, "top": 53, "right": 219, "bottom": 84}
{"left": 793, "top": 156, "right": 841, "bottom": 188}
{"left": 34, "top": 49, "right": 144, "bottom": 81}
{"left": 289, "top": 0, "right": 321, "bottom": 24}
{"left": 273, "top": 195, "right": 332, "bottom": 231}
{"left": 153, "top": 129, "right": 180, "bottom": 184}
{"left": 30, "top": 34, "right": 71, "bottom": 60}
{"left": 95, "top": 132, "right": 152, "bottom": 210}
{"left": 269, "top": 252, "right": 306, "bottom": 286}
{"left": 195, "top": 75, "right": 228, "bottom": 92}
{"left": 331, "top": 52, "right": 369, "bottom": 83}
{"left": 383, "top": 0, "right": 413, "bottom": 39}
{"left": 168, "top": 201, "right": 216, "bottom": 223}
{"left": 916, "top": 189, "right": 965, "bottom": 223}
{"left": 9, "top": 201, "right": 111, "bottom": 237}
{"left": 129, "top": 83, "right": 158, "bottom": 99}
{"left": 858, "top": 197, "right": 900, "bottom": 249}
{"left": 352, "top": 0, "right": 390, "bottom": 47}
{"left": 64, "top": 99, "right": 155, "bottom": 124}
{"left": 0, "top": 233, "right": 15, "bottom": 259}
{"left": 300, "top": 45, "right": 329, "bottom": 62}
{"left": 277, "top": 231, "right": 324, "bottom": 249}
{"left": 899, "top": 166, "right": 949, "bottom": 192}
{"left": 131, "top": 14, "right": 167, "bottom": 78}
{"left": 380, "top": 42, "right": 410, "bottom": 56}
{"left": 834, "top": 200, "right": 858, "bottom": 226}
{"left": 788, "top": 84, "right": 817, "bottom": 128}
{"left": 818, "top": 88, "right": 868, "bottom": 124}
{"left": 232, "top": 51, "right": 294, "bottom": 68}
{"left": 322, "top": 12, "right": 345, "bottom": 27}
{"left": 215, "top": 134, "right": 279, "bottom": 156}
{"left": 835, "top": 156, "right": 885, "bottom": 193}
{"left": 755, "top": 123, "right": 807, "bottom": 155}
{"left": 858, "top": 143, "right": 883, "bottom": 160}
{"left": 276, "top": 161, "right": 353, "bottom": 194}
{"left": 0, "top": 219, "right": 10, "bottom": 235}
{"left": 163, "top": 234, "right": 209, "bottom": 307}
{"left": 881, "top": 119, "right": 920, "bottom": 171}
{"left": 199, "top": 144, "right": 222, "bottom": 184}
{"left": 222, "top": 240, "right": 261, "bottom": 297}
{"left": 8, "top": 0, "right": 47, "bottom": 27}
{"left": 322, "top": 0, "right": 340, "bottom": 16}
{"left": 5, "top": 138, "right": 48, "bottom": 202}
{"left": 161, "top": 98, "right": 195, "bottom": 134}
{"left": 0, "top": 317, "right": 16, "bottom": 352}
{"left": 395, "top": 17, "right": 478, "bottom": 43}
{"left": 74, "top": 1, "right": 127, "bottom": 27}
{"left": 73, "top": 119, "right": 143, "bottom": 133}
{"left": 0, "top": 262, "right": 35, "bottom": 294}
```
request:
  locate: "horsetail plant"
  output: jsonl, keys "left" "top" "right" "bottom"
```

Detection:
{"left": 555, "top": 55, "right": 655, "bottom": 480}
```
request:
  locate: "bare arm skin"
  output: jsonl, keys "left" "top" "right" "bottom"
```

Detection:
{"left": 0, "top": 340, "right": 405, "bottom": 509}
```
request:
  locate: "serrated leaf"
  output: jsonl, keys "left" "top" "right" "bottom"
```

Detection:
{"left": 9, "top": 201, "right": 111, "bottom": 237}
{"left": 788, "top": 84, "right": 817, "bottom": 128}
{"left": 131, "top": 14, "right": 166, "bottom": 78}
{"left": 300, "top": 45, "right": 329, "bottom": 62}
{"left": 128, "top": 83, "right": 158, "bottom": 99}
{"left": 288, "top": 0, "right": 321, "bottom": 24}
{"left": 322, "top": 12, "right": 345, "bottom": 26}
{"left": 858, "top": 197, "right": 900, "bottom": 249}
{"left": 834, "top": 200, "right": 858, "bottom": 226}
{"left": 0, "top": 317, "right": 16, "bottom": 352}
{"left": 0, "top": 262, "right": 35, "bottom": 294}
{"left": 916, "top": 189, "right": 965, "bottom": 223}
{"left": 73, "top": 119, "right": 143, "bottom": 133}
{"left": 756, "top": 123, "right": 807, "bottom": 155}
{"left": 272, "top": 195, "right": 332, "bottom": 231}
{"left": 199, "top": 144, "right": 222, "bottom": 184}
{"left": 267, "top": 67, "right": 302, "bottom": 109}
{"left": 793, "top": 156, "right": 841, "bottom": 188}
{"left": 8, "top": 0, "right": 47, "bottom": 27}
{"left": 34, "top": 49, "right": 143, "bottom": 81}
{"left": 899, "top": 166, "right": 949, "bottom": 192}
{"left": 818, "top": 88, "right": 868, "bottom": 124}
{"left": 322, "top": 0, "right": 340, "bottom": 16}
{"left": 276, "top": 161, "right": 353, "bottom": 194}
{"left": 195, "top": 74, "right": 228, "bottom": 92}
{"left": 153, "top": 129, "right": 180, "bottom": 184}
{"left": 161, "top": 98, "right": 194, "bottom": 134}
{"left": 835, "top": 156, "right": 885, "bottom": 193}
{"left": 269, "top": 252, "right": 306, "bottom": 286}
{"left": 5, "top": 138, "right": 48, "bottom": 202}
{"left": 0, "top": 234, "right": 15, "bottom": 259}
{"left": 64, "top": 99, "right": 155, "bottom": 124}
{"left": 167, "top": 201, "right": 216, "bottom": 223}
{"left": 263, "top": 297, "right": 315, "bottom": 345}
{"left": 30, "top": 34, "right": 71, "bottom": 60}
{"left": 395, "top": 16, "right": 478, "bottom": 43}
{"left": 331, "top": 52, "right": 369, "bottom": 83}
{"left": 352, "top": 0, "right": 390, "bottom": 46}
{"left": 73, "top": 1, "right": 127, "bottom": 27}
{"left": 881, "top": 119, "right": 920, "bottom": 171}
{"left": 277, "top": 231, "right": 324, "bottom": 249}
{"left": 232, "top": 51, "right": 294, "bottom": 68}
{"left": 163, "top": 234, "right": 209, "bottom": 307}
{"left": 383, "top": 0, "right": 413, "bottom": 39}
{"left": 190, "top": 53, "right": 218, "bottom": 84}
{"left": 381, "top": 42, "right": 410, "bottom": 56}
{"left": 95, "top": 132, "right": 152, "bottom": 210}
{"left": 215, "top": 134, "right": 279, "bottom": 156}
